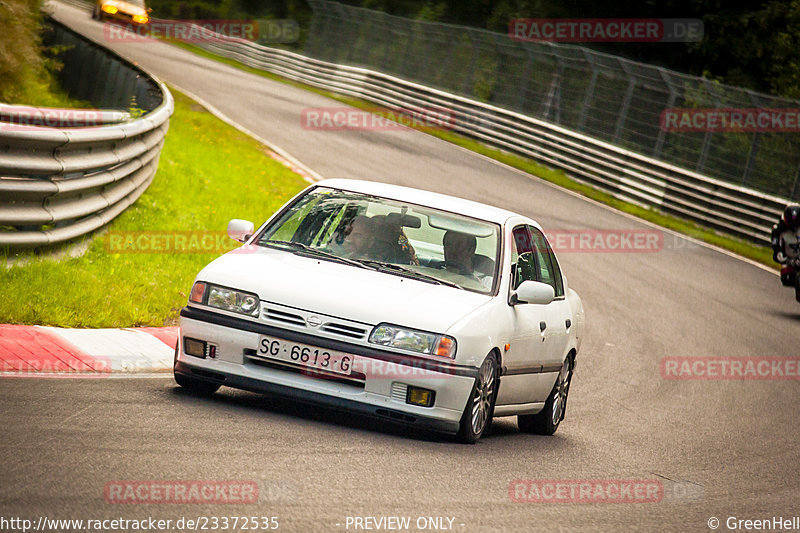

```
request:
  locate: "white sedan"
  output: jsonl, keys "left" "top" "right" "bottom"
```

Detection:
{"left": 175, "top": 179, "right": 585, "bottom": 443}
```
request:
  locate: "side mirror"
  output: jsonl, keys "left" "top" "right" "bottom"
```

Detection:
{"left": 511, "top": 280, "right": 555, "bottom": 305}
{"left": 227, "top": 219, "right": 254, "bottom": 243}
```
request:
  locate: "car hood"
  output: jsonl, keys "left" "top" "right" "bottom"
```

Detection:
{"left": 109, "top": 1, "right": 146, "bottom": 15}
{"left": 196, "top": 245, "right": 493, "bottom": 333}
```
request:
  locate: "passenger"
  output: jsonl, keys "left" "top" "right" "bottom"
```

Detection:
{"left": 441, "top": 230, "right": 494, "bottom": 289}
{"left": 397, "top": 230, "right": 420, "bottom": 266}
{"left": 370, "top": 215, "right": 419, "bottom": 265}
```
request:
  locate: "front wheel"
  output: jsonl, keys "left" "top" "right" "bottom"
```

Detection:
{"left": 457, "top": 354, "right": 498, "bottom": 444}
{"left": 518, "top": 358, "right": 572, "bottom": 435}
{"left": 173, "top": 342, "right": 220, "bottom": 395}
{"left": 795, "top": 268, "right": 800, "bottom": 303}
{"left": 174, "top": 372, "right": 221, "bottom": 395}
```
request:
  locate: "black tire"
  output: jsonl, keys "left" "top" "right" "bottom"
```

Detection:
{"left": 173, "top": 342, "right": 220, "bottom": 395}
{"left": 174, "top": 371, "right": 221, "bottom": 395}
{"left": 457, "top": 354, "right": 499, "bottom": 444}
{"left": 795, "top": 275, "right": 800, "bottom": 303}
{"left": 518, "top": 357, "right": 572, "bottom": 435}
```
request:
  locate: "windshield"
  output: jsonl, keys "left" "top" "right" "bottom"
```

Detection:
{"left": 256, "top": 187, "right": 500, "bottom": 294}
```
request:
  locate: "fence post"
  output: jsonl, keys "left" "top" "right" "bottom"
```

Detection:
{"left": 741, "top": 91, "right": 764, "bottom": 187}
{"left": 514, "top": 42, "right": 535, "bottom": 113}
{"left": 613, "top": 61, "right": 636, "bottom": 144}
{"left": 791, "top": 163, "right": 800, "bottom": 200}
{"left": 542, "top": 50, "right": 563, "bottom": 125}
{"left": 576, "top": 50, "right": 597, "bottom": 132}
{"left": 330, "top": 2, "right": 352, "bottom": 64}
{"left": 696, "top": 79, "right": 721, "bottom": 175}
{"left": 304, "top": 0, "right": 323, "bottom": 57}
{"left": 653, "top": 68, "right": 677, "bottom": 159}
{"left": 462, "top": 29, "right": 480, "bottom": 97}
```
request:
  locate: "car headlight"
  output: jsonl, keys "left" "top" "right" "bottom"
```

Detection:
{"left": 189, "top": 282, "right": 260, "bottom": 317}
{"left": 101, "top": 3, "right": 118, "bottom": 13}
{"left": 132, "top": 14, "right": 148, "bottom": 23}
{"left": 369, "top": 323, "right": 456, "bottom": 358}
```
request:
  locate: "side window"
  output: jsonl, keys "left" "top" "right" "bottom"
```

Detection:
{"left": 528, "top": 226, "right": 564, "bottom": 298}
{"left": 511, "top": 226, "right": 538, "bottom": 290}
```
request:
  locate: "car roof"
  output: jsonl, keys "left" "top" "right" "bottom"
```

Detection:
{"left": 315, "top": 179, "right": 524, "bottom": 226}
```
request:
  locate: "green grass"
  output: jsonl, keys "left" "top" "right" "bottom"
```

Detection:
{"left": 1, "top": 73, "right": 88, "bottom": 109}
{"left": 0, "top": 89, "right": 308, "bottom": 327}
{"left": 172, "top": 41, "right": 776, "bottom": 268}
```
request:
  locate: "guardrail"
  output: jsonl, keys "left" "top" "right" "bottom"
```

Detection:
{"left": 0, "top": 17, "right": 173, "bottom": 249}
{"left": 190, "top": 31, "right": 786, "bottom": 244}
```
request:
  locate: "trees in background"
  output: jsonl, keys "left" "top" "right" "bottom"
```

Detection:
{"left": 144, "top": 0, "right": 800, "bottom": 99}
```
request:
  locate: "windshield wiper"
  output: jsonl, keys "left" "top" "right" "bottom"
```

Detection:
{"left": 263, "top": 240, "right": 371, "bottom": 269}
{"left": 356, "top": 260, "right": 463, "bottom": 288}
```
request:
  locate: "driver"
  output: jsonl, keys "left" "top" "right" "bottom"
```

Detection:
{"left": 442, "top": 230, "right": 477, "bottom": 275}
{"left": 771, "top": 204, "right": 800, "bottom": 301}
{"left": 330, "top": 215, "right": 376, "bottom": 259}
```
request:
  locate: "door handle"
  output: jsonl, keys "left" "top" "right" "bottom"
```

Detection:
{"left": 539, "top": 321, "right": 547, "bottom": 332}
{"left": 566, "top": 319, "right": 571, "bottom": 329}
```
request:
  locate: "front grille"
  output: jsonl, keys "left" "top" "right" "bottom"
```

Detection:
{"left": 260, "top": 302, "right": 371, "bottom": 342}
{"left": 375, "top": 408, "right": 416, "bottom": 423}
{"left": 264, "top": 308, "right": 306, "bottom": 327}
{"left": 321, "top": 322, "right": 367, "bottom": 340}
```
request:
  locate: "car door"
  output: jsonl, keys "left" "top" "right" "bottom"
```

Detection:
{"left": 528, "top": 225, "right": 572, "bottom": 395}
{"left": 496, "top": 225, "right": 560, "bottom": 406}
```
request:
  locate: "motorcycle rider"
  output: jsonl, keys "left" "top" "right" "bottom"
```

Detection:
{"left": 771, "top": 204, "right": 800, "bottom": 301}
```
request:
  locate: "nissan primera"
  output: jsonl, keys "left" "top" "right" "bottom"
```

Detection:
{"left": 175, "top": 179, "right": 585, "bottom": 443}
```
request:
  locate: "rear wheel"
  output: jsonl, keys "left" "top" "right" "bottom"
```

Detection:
{"left": 457, "top": 354, "right": 498, "bottom": 444}
{"left": 518, "top": 358, "right": 572, "bottom": 435}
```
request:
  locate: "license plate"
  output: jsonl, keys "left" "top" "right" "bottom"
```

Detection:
{"left": 257, "top": 336, "right": 354, "bottom": 376}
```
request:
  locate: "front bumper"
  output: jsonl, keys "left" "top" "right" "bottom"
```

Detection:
{"left": 176, "top": 306, "right": 479, "bottom": 434}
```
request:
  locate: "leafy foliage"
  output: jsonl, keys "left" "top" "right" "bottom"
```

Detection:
{"left": 145, "top": 0, "right": 800, "bottom": 99}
